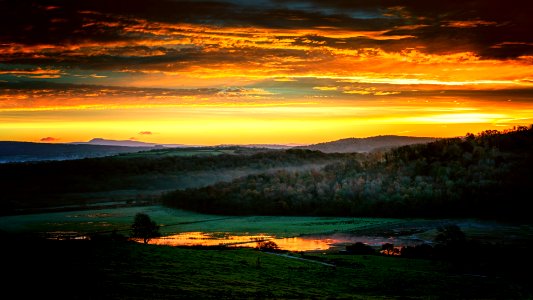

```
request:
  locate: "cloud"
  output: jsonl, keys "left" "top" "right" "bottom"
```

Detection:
{"left": 40, "top": 137, "right": 59, "bottom": 142}
{"left": 0, "top": 68, "right": 63, "bottom": 79}
{"left": 216, "top": 88, "right": 274, "bottom": 97}
{"left": 443, "top": 20, "right": 498, "bottom": 28}
{"left": 342, "top": 86, "right": 400, "bottom": 96}
{"left": 138, "top": 131, "right": 153, "bottom": 135}
{"left": 313, "top": 86, "right": 338, "bottom": 91}
{"left": 0, "top": 0, "right": 531, "bottom": 97}
{"left": 0, "top": 81, "right": 228, "bottom": 110}
{"left": 5, "top": 10, "right": 531, "bottom": 76}
{"left": 1, "top": 0, "right": 530, "bottom": 72}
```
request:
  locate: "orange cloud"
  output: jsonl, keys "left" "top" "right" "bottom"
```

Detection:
{"left": 313, "top": 86, "right": 338, "bottom": 91}
{"left": 40, "top": 137, "right": 59, "bottom": 142}
{"left": 443, "top": 20, "right": 498, "bottom": 28}
{"left": 1, "top": 13, "right": 531, "bottom": 91}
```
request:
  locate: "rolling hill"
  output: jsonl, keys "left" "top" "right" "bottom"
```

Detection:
{"left": 72, "top": 138, "right": 186, "bottom": 148}
{"left": 297, "top": 135, "right": 437, "bottom": 153}
{"left": 0, "top": 141, "right": 152, "bottom": 163}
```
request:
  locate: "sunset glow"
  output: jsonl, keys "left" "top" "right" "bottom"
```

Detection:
{"left": 147, "top": 232, "right": 336, "bottom": 251}
{"left": 1, "top": 1, "right": 532, "bottom": 144}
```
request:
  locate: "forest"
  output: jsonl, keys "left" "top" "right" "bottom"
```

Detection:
{"left": 162, "top": 126, "right": 533, "bottom": 220}
{"left": 0, "top": 146, "right": 347, "bottom": 214}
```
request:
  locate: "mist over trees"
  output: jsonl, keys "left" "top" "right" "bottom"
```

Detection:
{"left": 0, "top": 148, "right": 346, "bottom": 214}
{"left": 2, "top": 126, "right": 532, "bottom": 220}
{"left": 163, "top": 126, "right": 533, "bottom": 220}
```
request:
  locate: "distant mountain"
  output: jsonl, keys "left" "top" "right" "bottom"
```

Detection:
{"left": 297, "top": 135, "right": 437, "bottom": 153}
{"left": 217, "top": 144, "right": 304, "bottom": 149}
{"left": 0, "top": 141, "right": 152, "bottom": 163}
{"left": 73, "top": 138, "right": 156, "bottom": 147}
{"left": 72, "top": 138, "right": 186, "bottom": 148}
{"left": 0, "top": 136, "right": 436, "bottom": 163}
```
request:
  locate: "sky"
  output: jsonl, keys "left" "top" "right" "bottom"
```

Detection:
{"left": 1, "top": 0, "right": 532, "bottom": 145}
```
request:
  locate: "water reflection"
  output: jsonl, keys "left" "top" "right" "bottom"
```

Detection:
{"left": 149, "top": 232, "right": 336, "bottom": 251}
{"left": 148, "top": 232, "right": 428, "bottom": 251}
{"left": 273, "top": 237, "right": 336, "bottom": 251}
{"left": 151, "top": 232, "right": 271, "bottom": 247}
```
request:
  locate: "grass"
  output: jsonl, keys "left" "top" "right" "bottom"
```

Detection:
{"left": 3, "top": 205, "right": 532, "bottom": 299}
{"left": 4, "top": 238, "right": 531, "bottom": 299}
{"left": 0, "top": 205, "right": 402, "bottom": 237}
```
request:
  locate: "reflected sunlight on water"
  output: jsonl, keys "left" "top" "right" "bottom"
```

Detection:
{"left": 273, "top": 237, "right": 335, "bottom": 251}
{"left": 150, "top": 232, "right": 270, "bottom": 247}
{"left": 148, "top": 232, "right": 339, "bottom": 251}
{"left": 145, "top": 232, "right": 420, "bottom": 251}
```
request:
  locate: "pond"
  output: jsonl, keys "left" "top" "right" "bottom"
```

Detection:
{"left": 147, "top": 231, "right": 432, "bottom": 251}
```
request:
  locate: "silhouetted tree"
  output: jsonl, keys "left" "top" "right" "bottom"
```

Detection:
{"left": 256, "top": 241, "right": 280, "bottom": 251}
{"left": 131, "top": 213, "right": 160, "bottom": 244}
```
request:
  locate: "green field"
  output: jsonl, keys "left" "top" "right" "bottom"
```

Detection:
{"left": 116, "top": 147, "right": 238, "bottom": 159}
{"left": 0, "top": 205, "right": 402, "bottom": 237}
{"left": 2, "top": 205, "right": 531, "bottom": 248}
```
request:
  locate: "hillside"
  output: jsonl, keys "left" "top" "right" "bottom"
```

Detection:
{"left": 163, "top": 126, "right": 533, "bottom": 219}
{"left": 0, "top": 141, "right": 151, "bottom": 163}
{"left": 72, "top": 138, "right": 187, "bottom": 148}
{"left": 297, "top": 135, "right": 437, "bottom": 153}
{"left": 72, "top": 138, "right": 159, "bottom": 147}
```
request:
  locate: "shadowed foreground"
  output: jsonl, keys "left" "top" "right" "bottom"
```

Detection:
{"left": 2, "top": 236, "right": 532, "bottom": 299}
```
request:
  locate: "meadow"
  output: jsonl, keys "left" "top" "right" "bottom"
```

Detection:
{"left": 0, "top": 205, "right": 402, "bottom": 237}
{"left": 2, "top": 205, "right": 530, "bottom": 250}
